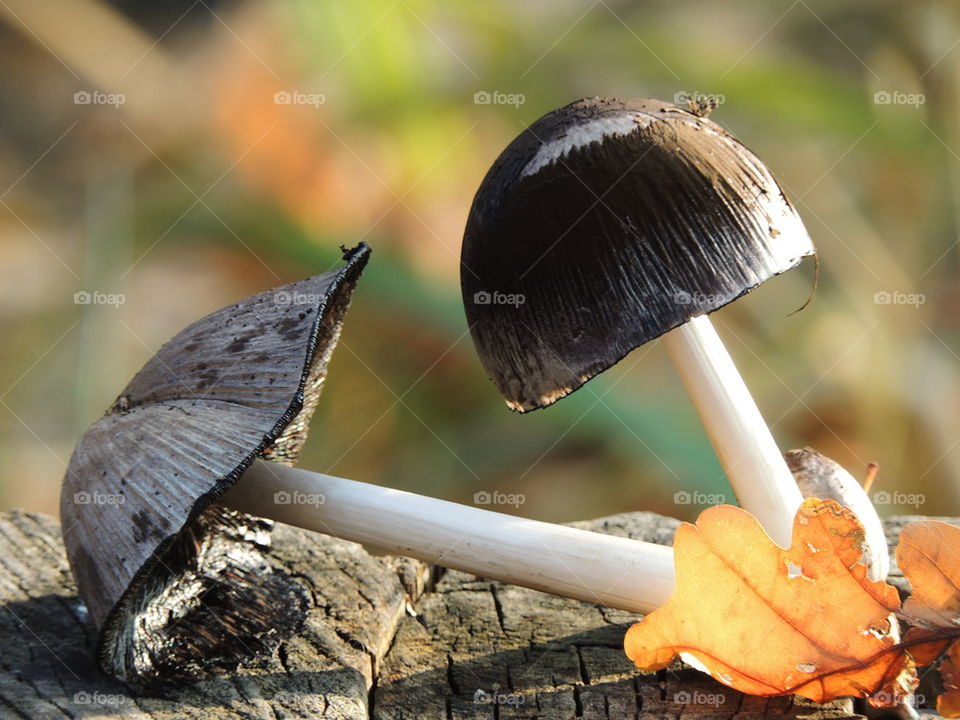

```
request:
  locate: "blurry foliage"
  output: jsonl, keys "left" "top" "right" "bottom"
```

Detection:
{"left": 0, "top": 0, "right": 958, "bottom": 524}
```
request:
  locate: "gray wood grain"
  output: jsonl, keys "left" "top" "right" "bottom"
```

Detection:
{"left": 1, "top": 510, "right": 952, "bottom": 719}
{"left": 1, "top": 510, "right": 425, "bottom": 719}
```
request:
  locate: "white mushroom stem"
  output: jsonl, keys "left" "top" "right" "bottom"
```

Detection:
{"left": 223, "top": 459, "right": 676, "bottom": 613}
{"left": 661, "top": 314, "right": 803, "bottom": 549}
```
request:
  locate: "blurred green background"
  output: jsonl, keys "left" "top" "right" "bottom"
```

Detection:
{"left": 0, "top": 0, "right": 957, "bottom": 525}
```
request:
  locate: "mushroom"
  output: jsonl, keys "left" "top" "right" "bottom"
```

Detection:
{"left": 460, "top": 97, "right": 837, "bottom": 551}
{"left": 785, "top": 448, "right": 889, "bottom": 581}
{"left": 62, "top": 243, "right": 675, "bottom": 688}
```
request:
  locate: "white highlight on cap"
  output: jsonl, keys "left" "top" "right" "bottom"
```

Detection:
{"left": 520, "top": 113, "right": 651, "bottom": 179}
{"left": 749, "top": 164, "right": 814, "bottom": 269}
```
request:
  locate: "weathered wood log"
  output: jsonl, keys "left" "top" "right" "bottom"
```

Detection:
{"left": 0, "top": 510, "right": 952, "bottom": 719}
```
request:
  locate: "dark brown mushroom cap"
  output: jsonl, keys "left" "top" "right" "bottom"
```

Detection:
{"left": 60, "top": 243, "right": 369, "bottom": 687}
{"left": 461, "top": 97, "right": 815, "bottom": 411}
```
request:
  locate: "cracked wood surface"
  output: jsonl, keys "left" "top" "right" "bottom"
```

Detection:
{"left": 0, "top": 510, "right": 427, "bottom": 719}
{"left": 0, "top": 510, "right": 950, "bottom": 719}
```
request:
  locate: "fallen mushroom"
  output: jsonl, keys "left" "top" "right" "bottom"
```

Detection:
{"left": 62, "top": 243, "right": 675, "bottom": 688}
{"left": 462, "top": 96, "right": 815, "bottom": 549}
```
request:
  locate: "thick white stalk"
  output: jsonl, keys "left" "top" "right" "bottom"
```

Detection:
{"left": 223, "top": 459, "right": 675, "bottom": 613}
{"left": 661, "top": 315, "right": 803, "bottom": 548}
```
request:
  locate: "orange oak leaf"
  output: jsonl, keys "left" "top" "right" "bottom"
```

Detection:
{"left": 896, "top": 520, "right": 960, "bottom": 716}
{"left": 624, "top": 498, "right": 915, "bottom": 704}
{"left": 942, "top": 643, "right": 960, "bottom": 717}
{"left": 901, "top": 627, "right": 952, "bottom": 667}
{"left": 898, "top": 521, "right": 960, "bottom": 630}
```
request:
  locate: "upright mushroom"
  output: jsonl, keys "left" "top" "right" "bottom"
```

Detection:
{"left": 460, "top": 97, "right": 869, "bottom": 555}
{"left": 62, "top": 244, "right": 676, "bottom": 688}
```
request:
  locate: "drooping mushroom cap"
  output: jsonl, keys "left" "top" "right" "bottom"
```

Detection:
{"left": 60, "top": 244, "right": 370, "bottom": 687}
{"left": 461, "top": 97, "right": 815, "bottom": 411}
